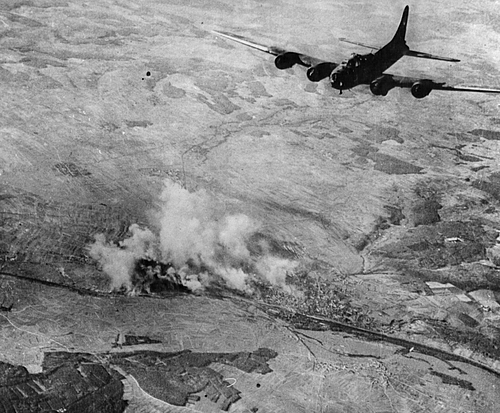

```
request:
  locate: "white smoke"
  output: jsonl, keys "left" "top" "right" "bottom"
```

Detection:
{"left": 88, "top": 224, "right": 157, "bottom": 290}
{"left": 88, "top": 181, "right": 298, "bottom": 294}
{"left": 256, "top": 256, "right": 299, "bottom": 288}
{"left": 219, "top": 214, "right": 256, "bottom": 262}
{"left": 156, "top": 182, "right": 219, "bottom": 267}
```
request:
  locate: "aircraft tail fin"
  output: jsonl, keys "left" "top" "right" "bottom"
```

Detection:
{"left": 390, "top": 5, "right": 409, "bottom": 45}
{"left": 387, "top": 6, "right": 460, "bottom": 62}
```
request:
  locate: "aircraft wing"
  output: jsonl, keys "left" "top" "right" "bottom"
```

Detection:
{"left": 213, "top": 30, "right": 335, "bottom": 68}
{"left": 385, "top": 74, "right": 500, "bottom": 97}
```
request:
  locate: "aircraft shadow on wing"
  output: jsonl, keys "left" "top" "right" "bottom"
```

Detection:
{"left": 214, "top": 5, "right": 500, "bottom": 99}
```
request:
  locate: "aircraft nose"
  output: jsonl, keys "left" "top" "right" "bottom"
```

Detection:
{"left": 330, "top": 71, "right": 343, "bottom": 89}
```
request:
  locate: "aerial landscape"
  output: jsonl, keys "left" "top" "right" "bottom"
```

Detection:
{"left": 1, "top": 0, "right": 500, "bottom": 411}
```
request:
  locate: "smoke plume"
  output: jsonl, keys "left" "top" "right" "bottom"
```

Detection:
{"left": 88, "top": 224, "right": 157, "bottom": 290}
{"left": 88, "top": 181, "right": 298, "bottom": 293}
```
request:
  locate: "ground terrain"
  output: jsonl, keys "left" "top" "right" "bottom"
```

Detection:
{"left": 2, "top": 0, "right": 500, "bottom": 411}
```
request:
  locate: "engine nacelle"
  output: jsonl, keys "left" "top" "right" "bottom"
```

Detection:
{"left": 370, "top": 76, "right": 396, "bottom": 96}
{"left": 411, "top": 80, "right": 433, "bottom": 99}
{"left": 274, "top": 52, "right": 301, "bottom": 70}
{"left": 306, "top": 62, "right": 337, "bottom": 82}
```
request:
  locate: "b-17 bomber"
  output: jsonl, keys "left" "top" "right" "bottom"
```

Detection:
{"left": 214, "top": 5, "right": 500, "bottom": 98}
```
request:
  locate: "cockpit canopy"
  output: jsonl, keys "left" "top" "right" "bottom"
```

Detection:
{"left": 341, "top": 53, "right": 373, "bottom": 69}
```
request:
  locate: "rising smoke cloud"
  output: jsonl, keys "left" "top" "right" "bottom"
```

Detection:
{"left": 88, "top": 181, "right": 298, "bottom": 293}
{"left": 88, "top": 224, "right": 157, "bottom": 290}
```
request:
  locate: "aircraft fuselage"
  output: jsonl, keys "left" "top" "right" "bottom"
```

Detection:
{"left": 329, "top": 41, "right": 409, "bottom": 92}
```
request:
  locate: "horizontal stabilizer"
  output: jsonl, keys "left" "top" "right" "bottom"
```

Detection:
{"left": 405, "top": 49, "right": 460, "bottom": 62}
{"left": 339, "top": 38, "right": 460, "bottom": 63}
{"left": 338, "top": 38, "right": 379, "bottom": 50}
